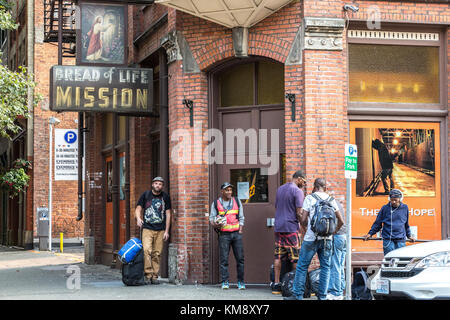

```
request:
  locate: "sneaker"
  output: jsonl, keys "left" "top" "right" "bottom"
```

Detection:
{"left": 151, "top": 278, "right": 160, "bottom": 285}
{"left": 326, "top": 293, "right": 336, "bottom": 300}
{"left": 283, "top": 295, "right": 299, "bottom": 301}
{"left": 237, "top": 281, "right": 246, "bottom": 290}
{"left": 271, "top": 282, "right": 282, "bottom": 295}
{"left": 144, "top": 278, "right": 152, "bottom": 285}
{"left": 221, "top": 281, "right": 229, "bottom": 290}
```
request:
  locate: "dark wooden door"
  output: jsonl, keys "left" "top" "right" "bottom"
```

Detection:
{"left": 210, "top": 58, "right": 285, "bottom": 284}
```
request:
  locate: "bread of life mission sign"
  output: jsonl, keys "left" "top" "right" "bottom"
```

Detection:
{"left": 50, "top": 65, "right": 153, "bottom": 115}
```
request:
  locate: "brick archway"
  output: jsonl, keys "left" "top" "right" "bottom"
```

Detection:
{"left": 192, "top": 32, "right": 292, "bottom": 72}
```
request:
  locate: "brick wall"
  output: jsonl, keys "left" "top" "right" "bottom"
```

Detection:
{"left": 110, "top": 0, "right": 450, "bottom": 281}
{"left": 32, "top": 0, "right": 82, "bottom": 239}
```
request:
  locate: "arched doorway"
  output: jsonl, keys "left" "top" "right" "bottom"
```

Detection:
{"left": 209, "top": 58, "right": 286, "bottom": 284}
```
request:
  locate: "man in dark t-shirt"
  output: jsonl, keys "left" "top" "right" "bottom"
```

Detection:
{"left": 135, "top": 176, "right": 171, "bottom": 284}
{"left": 271, "top": 170, "right": 306, "bottom": 295}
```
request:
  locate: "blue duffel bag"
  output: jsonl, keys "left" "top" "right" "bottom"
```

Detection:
{"left": 118, "top": 238, "right": 143, "bottom": 264}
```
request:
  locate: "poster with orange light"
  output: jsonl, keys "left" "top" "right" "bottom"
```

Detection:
{"left": 350, "top": 121, "right": 441, "bottom": 253}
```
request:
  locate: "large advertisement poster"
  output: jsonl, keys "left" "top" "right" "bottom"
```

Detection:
{"left": 350, "top": 121, "right": 441, "bottom": 252}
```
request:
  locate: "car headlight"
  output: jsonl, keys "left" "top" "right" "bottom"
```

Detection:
{"left": 414, "top": 251, "right": 450, "bottom": 269}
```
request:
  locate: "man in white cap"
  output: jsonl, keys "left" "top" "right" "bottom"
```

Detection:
{"left": 135, "top": 176, "right": 171, "bottom": 284}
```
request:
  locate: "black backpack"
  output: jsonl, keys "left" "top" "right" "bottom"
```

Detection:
{"left": 351, "top": 268, "right": 373, "bottom": 300}
{"left": 280, "top": 270, "right": 313, "bottom": 299}
{"left": 310, "top": 194, "right": 337, "bottom": 237}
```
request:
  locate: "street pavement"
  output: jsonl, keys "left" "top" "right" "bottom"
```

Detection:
{"left": 0, "top": 244, "right": 300, "bottom": 300}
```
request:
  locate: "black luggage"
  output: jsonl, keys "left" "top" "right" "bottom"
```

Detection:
{"left": 351, "top": 268, "right": 372, "bottom": 300}
{"left": 121, "top": 247, "right": 145, "bottom": 286}
{"left": 308, "top": 268, "right": 320, "bottom": 296}
{"left": 281, "top": 270, "right": 296, "bottom": 297}
{"left": 270, "top": 259, "right": 292, "bottom": 283}
{"left": 280, "top": 270, "right": 313, "bottom": 299}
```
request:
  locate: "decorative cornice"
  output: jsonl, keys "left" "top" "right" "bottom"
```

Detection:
{"left": 160, "top": 30, "right": 183, "bottom": 64}
{"left": 303, "top": 17, "right": 345, "bottom": 51}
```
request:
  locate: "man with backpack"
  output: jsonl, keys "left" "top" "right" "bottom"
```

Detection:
{"left": 285, "top": 178, "right": 344, "bottom": 300}
{"left": 210, "top": 182, "right": 245, "bottom": 290}
{"left": 135, "top": 176, "right": 171, "bottom": 285}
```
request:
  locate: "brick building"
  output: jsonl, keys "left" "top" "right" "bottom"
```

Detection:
{"left": 2, "top": 0, "right": 448, "bottom": 285}
{"left": 0, "top": 0, "right": 83, "bottom": 249}
{"left": 78, "top": 0, "right": 450, "bottom": 285}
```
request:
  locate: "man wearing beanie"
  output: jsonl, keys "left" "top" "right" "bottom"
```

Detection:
{"left": 363, "top": 189, "right": 415, "bottom": 255}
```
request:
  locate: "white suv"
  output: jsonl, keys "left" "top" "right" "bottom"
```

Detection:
{"left": 370, "top": 239, "right": 450, "bottom": 300}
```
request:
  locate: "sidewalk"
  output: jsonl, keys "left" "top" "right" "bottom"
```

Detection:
{"left": 0, "top": 245, "right": 300, "bottom": 300}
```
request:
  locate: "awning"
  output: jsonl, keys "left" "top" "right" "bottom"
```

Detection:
{"left": 155, "top": 0, "right": 294, "bottom": 28}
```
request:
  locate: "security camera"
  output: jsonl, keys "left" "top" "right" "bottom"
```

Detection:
{"left": 49, "top": 117, "right": 60, "bottom": 125}
{"left": 343, "top": 4, "right": 359, "bottom": 12}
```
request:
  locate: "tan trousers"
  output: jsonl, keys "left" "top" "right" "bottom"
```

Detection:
{"left": 142, "top": 228, "right": 164, "bottom": 280}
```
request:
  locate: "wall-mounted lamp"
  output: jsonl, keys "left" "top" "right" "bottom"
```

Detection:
{"left": 182, "top": 99, "right": 194, "bottom": 127}
{"left": 286, "top": 93, "right": 296, "bottom": 122}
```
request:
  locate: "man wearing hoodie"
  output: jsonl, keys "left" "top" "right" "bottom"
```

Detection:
{"left": 363, "top": 189, "right": 415, "bottom": 255}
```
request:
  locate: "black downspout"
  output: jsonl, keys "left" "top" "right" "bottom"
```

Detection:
{"left": 125, "top": 117, "right": 130, "bottom": 240}
{"left": 112, "top": 114, "right": 119, "bottom": 266}
{"left": 159, "top": 50, "right": 169, "bottom": 190}
{"left": 76, "top": 112, "right": 84, "bottom": 221}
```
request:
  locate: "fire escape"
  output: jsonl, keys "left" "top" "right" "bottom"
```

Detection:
{"left": 44, "top": 0, "right": 76, "bottom": 59}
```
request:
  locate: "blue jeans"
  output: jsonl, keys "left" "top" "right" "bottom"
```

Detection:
{"left": 292, "top": 239, "right": 333, "bottom": 300}
{"left": 328, "top": 234, "right": 346, "bottom": 296}
{"left": 383, "top": 239, "right": 406, "bottom": 256}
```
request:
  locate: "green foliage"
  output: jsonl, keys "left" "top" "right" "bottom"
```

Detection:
{"left": 0, "top": 0, "right": 18, "bottom": 30}
{"left": 0, "top": 64, "right": 41, "bottom": 139}
{"left": 0, "top": 2, "right": 37, "bottom": 199}
{"left": 0, "top": 166, "right": 30, "bottom": 199}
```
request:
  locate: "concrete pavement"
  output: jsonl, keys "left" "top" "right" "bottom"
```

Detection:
{"left": 0, "top": 245, "right": 301, "bottom": 300}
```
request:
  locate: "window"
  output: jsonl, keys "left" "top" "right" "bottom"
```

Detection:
{"left": 349, "top": 44, "right": 440, "bottom": 104}
{"left": 219, "top": 60, "right": 284, "bottom": 107}
{"left": 230, "top": 168, "right": 269, "bottom": 203}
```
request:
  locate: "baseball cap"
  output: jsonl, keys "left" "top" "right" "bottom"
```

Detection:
{"left": 389, "top": 189, "right": 403, "bottom": 199}
{"left": 221, "top": 182, "right": 234, "bottom": 190}
{"left": 293, "top": 170, "right": 306, "bottom": 179}
{"left": 152, "top": 176, "right": 164, "bottom": 183}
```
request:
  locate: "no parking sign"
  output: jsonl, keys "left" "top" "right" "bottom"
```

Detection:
{"left": 55, "top": 129, "right": 78, "bottom": 180}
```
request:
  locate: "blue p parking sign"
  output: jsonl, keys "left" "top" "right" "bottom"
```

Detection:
{"left": 64, "top": 131, "right": 77, "bottom": 144}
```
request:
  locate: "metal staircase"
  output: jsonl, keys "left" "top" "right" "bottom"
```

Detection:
{"left": 44, "top": 0, "right": 76, "bottom": 58}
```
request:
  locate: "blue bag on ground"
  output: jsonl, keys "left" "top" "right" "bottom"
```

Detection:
{"left": 118, "top": 238, "right": 143, "bottom": 264}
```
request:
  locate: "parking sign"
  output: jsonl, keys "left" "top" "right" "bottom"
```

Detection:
{"left": 345, "top": 144, "right": 357, "bottom": 179}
